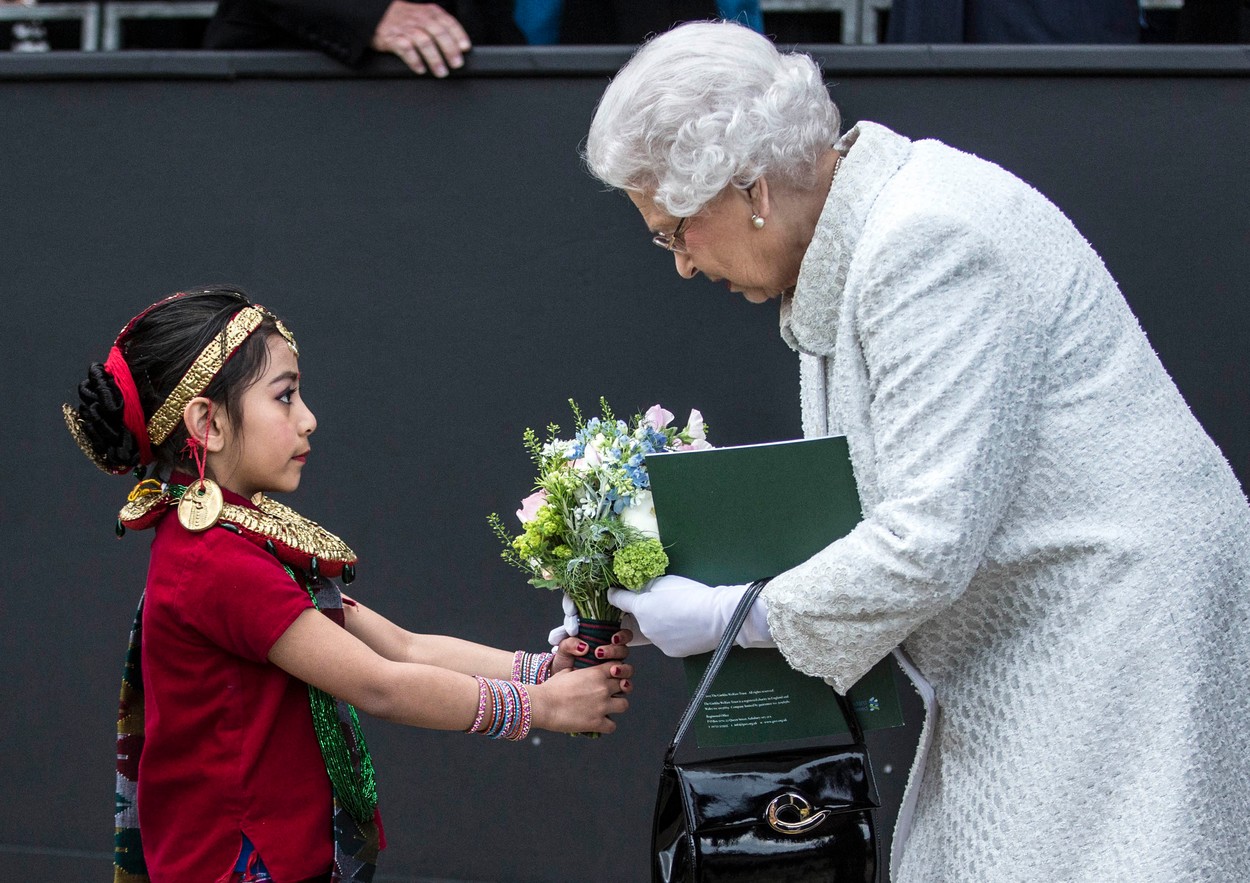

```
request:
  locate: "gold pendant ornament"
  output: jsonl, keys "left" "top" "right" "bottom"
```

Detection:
{"left": 177, "top": 479, "right": 224, "bottom": 532}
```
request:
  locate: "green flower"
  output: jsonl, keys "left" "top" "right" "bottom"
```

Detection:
{"left": 612, "top": 539, "right": 669, "bottom": 591}
{"left": 512, "top": 522, "right": 550, "bottom": 561}
{"left": 534, "top": 507, "right": 563, "bottom": 538}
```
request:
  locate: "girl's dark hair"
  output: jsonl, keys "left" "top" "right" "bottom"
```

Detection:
{"left": 71, "top": 287, "right": 285, "bottom": 475}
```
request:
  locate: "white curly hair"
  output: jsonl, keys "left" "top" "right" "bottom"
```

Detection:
{"left": 584, "top": 21, "right": 841, "bottom": 217}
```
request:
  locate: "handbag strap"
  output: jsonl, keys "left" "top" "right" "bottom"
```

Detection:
{"left": 664, "top": 578, "right": 864, "bottom": 764}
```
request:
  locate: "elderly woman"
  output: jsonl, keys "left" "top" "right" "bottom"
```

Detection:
{"left": 582, "top": 20, "right": 1250, "bottom": 882}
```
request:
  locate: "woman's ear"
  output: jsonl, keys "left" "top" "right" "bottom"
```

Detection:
{"left": 747, "top": 176, "right": 772, "bottom": 221}
{"left": 183, "top": 397, "right": 227, "bottom": 453}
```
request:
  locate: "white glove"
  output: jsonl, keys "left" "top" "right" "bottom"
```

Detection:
{"left": 606, "top": 574, "right": 774, "bottom": 658}
{"left": 547, "top": 593, "right": 654, "bottom": 649}
{"left": 546, "top": 593, "right": 581, "bottom": 648}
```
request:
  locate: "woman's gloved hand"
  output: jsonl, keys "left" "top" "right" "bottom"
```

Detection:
{"left": 547, "top": 593, "right": 652, "bottom": 649}
{"left": 547, "top": 593, "right": 582, "bottom": 647}
{"left": 606, "top": 574, "right": 774, "bottom": 657}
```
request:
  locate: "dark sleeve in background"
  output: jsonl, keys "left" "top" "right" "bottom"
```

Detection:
{"left": 203, "top": 0, "right": 525, "bottom": 61}
{"left": 1175, "top": 0, "right": 1250, "bottom": 42}
{"left": 887, "top": 0, "right": 1249, "bottom": 43}
{"left": 883, "top": 0, "right": 964, "bottom": 43}
{"left": 204, "top": 0, "right": 395, "bottom": 64}
{"left": 449, "top": 0, "right": 527, "bottom": 44}
{"left": 887, "top": 0, "right": 1141, "bottom": 43}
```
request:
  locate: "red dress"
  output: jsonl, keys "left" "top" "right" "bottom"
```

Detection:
{"left": 137, "top": 488, "right": 334, "bottom": 882}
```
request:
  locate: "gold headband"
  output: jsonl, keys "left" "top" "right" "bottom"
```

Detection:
{"left": 65, "top": 301, "right": 298, "bottom": 473}
{"left": 146, "top": 305, "right": 298, "bottom": 446}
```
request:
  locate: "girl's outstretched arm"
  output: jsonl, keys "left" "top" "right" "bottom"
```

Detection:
{"left": 339, "top": 597, "right": 630, "bottom": 677}
{"left": 269, "top": 609, "right": 631, "bottom": 734}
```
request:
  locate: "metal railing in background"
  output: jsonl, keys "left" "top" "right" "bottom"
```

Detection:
{"left": 99, "top": 0, "right": 216, "bottom": 49}
{"left": 759, "top": 0, "right": 893, "bottom": 44}
{"left": 0, "top": 2, "right": 100, "bottom": 50}
{"left": 1, "top": 0, "right": 218, "bottom": 50}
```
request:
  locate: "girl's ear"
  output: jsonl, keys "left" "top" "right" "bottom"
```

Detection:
{"left": 183, "top": 397, "right": 227, "bottom": 453}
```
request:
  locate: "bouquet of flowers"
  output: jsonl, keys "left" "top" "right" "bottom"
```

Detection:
{"left": 490, "top": 399, "right": 710, "bottom": 656}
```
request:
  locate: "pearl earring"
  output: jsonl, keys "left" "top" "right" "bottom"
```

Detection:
{"left": 751, "top": 214, "right": 765, "bottom": 229}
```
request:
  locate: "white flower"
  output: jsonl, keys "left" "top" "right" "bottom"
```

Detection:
{"left": 685, "top": 409, "right": 706, "bottom": 442}
{"left": 542, "top": 440, "right": 571, "bottom": 459}
{"left": 620, "top": 490, "right": 660, "bottom": 539}
{"left": 574, "top": 443, "right": 603, "bottom": 472}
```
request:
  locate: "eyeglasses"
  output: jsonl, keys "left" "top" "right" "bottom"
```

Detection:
{"left": 652, "top": 217, "right": 689, "bottom": 254}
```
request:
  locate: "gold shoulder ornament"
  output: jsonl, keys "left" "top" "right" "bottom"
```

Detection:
{"left": 118, "top": 480, "right": 357, "bottom": 581}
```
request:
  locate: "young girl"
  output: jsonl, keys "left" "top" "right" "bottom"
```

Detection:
{"left": 64, "top": 288, "right": 633, "bottom": 883}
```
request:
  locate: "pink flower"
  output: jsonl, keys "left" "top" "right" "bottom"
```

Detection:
{"left": 643, "top": 404, "right": 675, "bottom": 430}
{"left": 516, "top": 489, "right": 547, "bottom": 524}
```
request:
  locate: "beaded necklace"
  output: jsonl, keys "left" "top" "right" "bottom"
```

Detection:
{"left": 281, "top": 562, "right": 379, "bottom": 824}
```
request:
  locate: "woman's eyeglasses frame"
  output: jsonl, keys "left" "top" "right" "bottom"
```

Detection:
{"left": 652, "top": 217, "right": 689, "bottom": 254}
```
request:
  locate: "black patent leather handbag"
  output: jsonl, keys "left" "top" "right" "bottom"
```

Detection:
{"left": 652, "top": 580, "right": 880, "bottom": 882}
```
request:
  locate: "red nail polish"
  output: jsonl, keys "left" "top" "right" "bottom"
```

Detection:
{"left": 611, "top": 666, "right": 621, "bottom": 676}
{"left": 577, "top": 642, "right": 588, "bottom": 653}
{"left": 611, "top": 634, "right": 623, "bottom": 644}
{"left": 595, "top": 647, "right": 605, "bottom": 659}
{"left": 622, "top": 680, "right": 631, "bottom": 691}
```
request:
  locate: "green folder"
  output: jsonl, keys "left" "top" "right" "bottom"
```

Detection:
{"left": 645, "top": 436, "right": 903, "bottom": 748}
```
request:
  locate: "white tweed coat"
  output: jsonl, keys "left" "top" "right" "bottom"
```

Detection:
{"left": 762, "top": 122, "right": 1250, "bottom": 881}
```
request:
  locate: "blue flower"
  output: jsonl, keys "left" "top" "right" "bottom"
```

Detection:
{"left": 643, "top": 428, "right": 669, "bottom": 452}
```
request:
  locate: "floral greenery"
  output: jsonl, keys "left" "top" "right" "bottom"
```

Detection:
{"left": 490, "top": 399, "right": 710, "bottom": 621}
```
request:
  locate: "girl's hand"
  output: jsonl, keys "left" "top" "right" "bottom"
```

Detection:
{"left": 551, "top": 628, "right": 633, "bottom": 675}
{"left": 529, "top": 663, "right": 633, "bottom": 734}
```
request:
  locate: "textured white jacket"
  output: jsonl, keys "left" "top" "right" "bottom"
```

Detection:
{"left": 763, "top": 122, "right": 1250, "bottom": 881}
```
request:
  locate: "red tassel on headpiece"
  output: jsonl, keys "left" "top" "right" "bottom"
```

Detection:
{"left": 104, "top": 345, "right": 154, "bottom": 466}
{"left": 102, "top": 291, "right": 193, "bottom": 467}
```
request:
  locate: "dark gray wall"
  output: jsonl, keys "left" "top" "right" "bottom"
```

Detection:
{"left": 2, "top": 47, "right": 1247, "bottom": 881}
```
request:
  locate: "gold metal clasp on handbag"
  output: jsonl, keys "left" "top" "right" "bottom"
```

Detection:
{"left": 765, "top": 793, "right": 831, "bottom": 835}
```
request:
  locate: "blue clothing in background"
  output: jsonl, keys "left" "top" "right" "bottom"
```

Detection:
{"left": 514, "top": 0, "right": 563, "bottom": 43}
{"left": 718, "top": 0, "right": 763, "bottom": 32}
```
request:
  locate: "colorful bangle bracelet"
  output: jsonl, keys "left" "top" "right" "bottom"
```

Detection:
{"left": 508, "top": 683, "right": 533, "bottom": 742}
{"left": 469, "top": 677, "right": 535, "bottom": 741}
{"left": 512, "top": 650, "right": 555, "bottom": 685}
{"left": 466, "top": 675, "right": 490, "bottom": 734}
{"left": 485, "top": 679, "right": 508, "bottom": 739}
